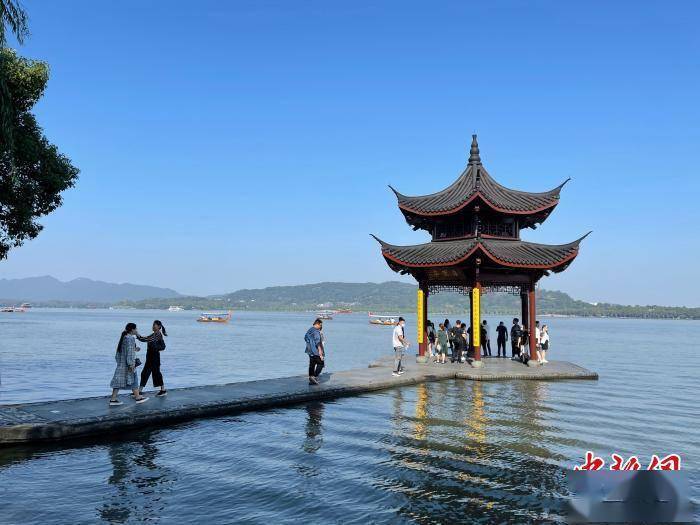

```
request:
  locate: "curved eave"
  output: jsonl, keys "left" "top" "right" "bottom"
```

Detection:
{"left": 373, "top": 233, "right": 590, "bottom": 272}
{"left": 397, "top": 190, "right": 560, "bottom": 217}
{"left": 391, "top": 172, "right": 569, "bottom": 218}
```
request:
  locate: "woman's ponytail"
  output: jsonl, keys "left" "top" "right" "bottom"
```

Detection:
{"left": 154, "top": 320, "right": 167, "bottom": 337}
{"left": 116, "top": 322, "right": 137, "bottom": 352}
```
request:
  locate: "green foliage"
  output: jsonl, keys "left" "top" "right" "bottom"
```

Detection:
{"left": 0, "top": 0, "right": 29, "bottom": 147}
{"left": 114, "top": 282, "right": 700, "bottom": 320}
{"left": 0, "top": 48, "right": 79, "bottom": 259}
{"left": 0, "top": 0, "right": 28, "bottom": 47}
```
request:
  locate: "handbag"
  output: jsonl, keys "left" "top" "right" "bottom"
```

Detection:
{"left": 155, "top": 337, "right": 166, "bottom": 352}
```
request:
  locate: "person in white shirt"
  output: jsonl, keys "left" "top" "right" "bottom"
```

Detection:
{"left": 538, "top": 324, "right": 550, "bottom": 364}
{"left": 392, "top": 317, "right": 409, "bottom": 377}
{"left": 533, "top": 321, "right": 541, "bottom": 362}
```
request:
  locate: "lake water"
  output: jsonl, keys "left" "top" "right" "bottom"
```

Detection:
{"left": 0, "top": 309, "right": 698, "bottom": 524}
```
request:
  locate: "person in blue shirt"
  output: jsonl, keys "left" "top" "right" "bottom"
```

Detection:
{"left": 305, "top": 318, "right": 325, "bottom": 385}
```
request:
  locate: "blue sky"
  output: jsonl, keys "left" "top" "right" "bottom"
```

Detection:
{"left": 2, "top": 1, "right": 699, "bottom": 305}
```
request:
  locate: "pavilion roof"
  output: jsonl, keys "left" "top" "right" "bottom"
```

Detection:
{"left": 371, "top": 233, "right": 590, "bottom": 272}
{"left": 390, "top": 135, "right": 568, "bottom": 217}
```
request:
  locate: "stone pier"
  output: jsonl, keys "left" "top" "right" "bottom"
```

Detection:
{"left": 0, "top": 358, "right": 597, "bottom": 445}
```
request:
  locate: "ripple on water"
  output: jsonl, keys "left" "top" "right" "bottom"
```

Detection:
{"left": 0, "top": 314, "right": 699, "bottom": 523}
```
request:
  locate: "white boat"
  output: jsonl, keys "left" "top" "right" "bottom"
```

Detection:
{"left": 168, "top": 305, "right": 184, "bottom": 312}
{"left": 316, "top": 310, "right": 334, "bottom": 320}
{"left": 368, "top": 312, "right": 399, "bottom": 326}
{"left": 1, "top": 305, "right": 27, "bottom": 313}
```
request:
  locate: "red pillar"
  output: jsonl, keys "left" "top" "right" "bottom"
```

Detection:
{"left": 528, "top": 286, "right": 537, "bottom": 360}
{"left": 520, "top": 290, "right": 528, "bottom": 329}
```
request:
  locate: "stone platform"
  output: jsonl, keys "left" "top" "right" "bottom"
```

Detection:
{"left": 0, "top": 357, "right": 597, "bottom": 445}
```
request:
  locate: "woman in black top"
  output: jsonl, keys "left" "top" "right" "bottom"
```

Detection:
{"left": 137, "top": 320, "right": 167, "bottom": 397}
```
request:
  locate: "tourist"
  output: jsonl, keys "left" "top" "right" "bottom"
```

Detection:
{"left": 109, "top": 323, "right": 149, "bottom": 406}
{"left": 510, "top": 318, "right": 522, "bottom": 358}
{"left": 481, "top": 320, "right": 492, "bottom": 357}
{"left": 137, "top": 320, "right": 168, "bottom": 397}
{"left": 427, "top": 320, "right": 436, "bottom": 359}
{"left": 450, "top": 319, "right": 463, "bottom": 363}
{"left": 539, "top": 324, "right": 550, "bottom": 364}
{"left": 496, "top": 321, "right": 508, "bottom": 357}
{"left": 533, "top": 320, "right": 541, "bottom": 363}
{"left": 436, "top": 323, "right": 448, "bottom": 364}
{"left": 305, "top": 318, "right": 325, "bottom": 385}
{"left": 444, "top": 318, "right": 453, "bottom": 358}
{"left": 392, "top": 317, "right": 409, "bottom": 376}
{"left": 520, "top": 324, "right": 530, "bottom": 363}
{"left": 460, "top": 322, "right": 469, "bottom": 362}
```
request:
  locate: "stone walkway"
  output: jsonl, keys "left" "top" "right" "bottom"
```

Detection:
{"left": 0, "top": 357, "right": 597, "bottom": 445}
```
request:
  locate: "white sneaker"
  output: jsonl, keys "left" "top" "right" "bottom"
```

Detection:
{"left": 392, "top": 371, "right": 400, "bottom": 377}
{"left": 109, "top": 399, "right": 123, "bottom": 406}
{"left": 135, "top": 396, "right": 149, "bottom": 404}
{"left": 543, "top": 359, "right": 549, "bottom": 364}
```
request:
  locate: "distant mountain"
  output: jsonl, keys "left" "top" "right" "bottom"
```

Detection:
{"left": 0, "top": 276, "right": 181, "bottom": 304}
{"left": 117, "top": 281, "right": 700, "bottom": 320}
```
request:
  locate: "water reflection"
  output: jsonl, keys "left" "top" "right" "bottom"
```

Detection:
{"left": 383, "top": 380, "right": 571, "bottom": 523}
{"left": 302, "top": 401, "right": 324, "bottom": 454}
{"left": 465, "top": 381, "right": 486, "bottom": 447}
{"left": 413, "top": 382, "right": 429, "bottom": 441}
{"left": 98, "top": 432, "right": 173, "bottom": 524}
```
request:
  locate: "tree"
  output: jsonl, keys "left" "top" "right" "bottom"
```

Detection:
{"left": 1, "top": 0, "right": 28, "bottom": 139}
{"left": 0, "top": 48, "right": 79, "bottom": 259}
{"left": 0, "top": 0, "right": 28, "bottom": 47}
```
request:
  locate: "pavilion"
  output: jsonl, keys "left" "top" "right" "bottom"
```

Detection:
{"left": 373, "top": 135, "right": 589, "bottom": 365}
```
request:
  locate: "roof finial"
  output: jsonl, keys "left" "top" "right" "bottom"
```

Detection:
{"left": 469, "top": 134, "right": 481, "bottom": 165}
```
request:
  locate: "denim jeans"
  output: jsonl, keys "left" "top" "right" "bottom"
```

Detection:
{"left": 393, "top": 346, "right": 404, "bottom": 372}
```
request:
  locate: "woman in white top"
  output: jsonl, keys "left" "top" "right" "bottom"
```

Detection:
{"left": 538, "top": 324, "right": 550, "bottom": 364}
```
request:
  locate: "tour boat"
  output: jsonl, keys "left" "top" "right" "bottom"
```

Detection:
{"left": 197, "top": 311, "right": 232, "bottom": 323}
{"left": 316, "top": 310, "right": 334, "bottom": 320}
{"left": 334, "top": 308, "right": 352, "bottom": 314}
{"left": 368, "top": 312, "right": 399, "bottom": 326}
{"left": 168, "top": 305, "right": 184, "bottom": 312}
{"left": 1, "top": 305, "right": 26, "bottom": 313}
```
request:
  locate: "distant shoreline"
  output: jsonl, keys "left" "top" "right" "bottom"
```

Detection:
{"left": 3, "top": 280, "right": 699, "bottom": 320}
{"left": 4, "top": 305, "right": 699, "bottom": 321}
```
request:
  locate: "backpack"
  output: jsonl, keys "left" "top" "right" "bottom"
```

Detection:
{"left": 511, "top": 325, "right": 522, "bottom": 341}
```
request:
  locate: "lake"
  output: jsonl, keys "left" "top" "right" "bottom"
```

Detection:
{"left": 0, "top": 309, "right": 698, "bottom": 524}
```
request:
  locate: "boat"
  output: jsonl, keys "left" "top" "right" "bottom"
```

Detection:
{"left": 317, "top": 310, "right": 334, "bottom": 320}
{"left": 20, "top": 303, "right": 31, "bottom": 309}
{"left": 197, "top": 311, "right": 232, "bottom": 323}
{"left": 1, "top": 305, "right": 27, "bottom": 313}
{"left": 368, "top": 312, "right": 399, "bottom": 326}
{"left": 168, "top": 305, "right": 184, "bottom": 312}
{"left": 334, "top": 308, "right": 352, "bottom": 314}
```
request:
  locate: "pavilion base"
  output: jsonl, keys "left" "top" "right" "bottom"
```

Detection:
{"left": 527, "top": 359, "right": 541, "bottom": 367}
{"left": 415, "top": 355, "right": 430, "bottom": 364}
{"left": 470, "top": 360, "right": 484, "bottom": 368}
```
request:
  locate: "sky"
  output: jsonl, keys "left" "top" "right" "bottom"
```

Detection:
{"left": 2, "top": 1, "right": 699, "bottom": 306}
